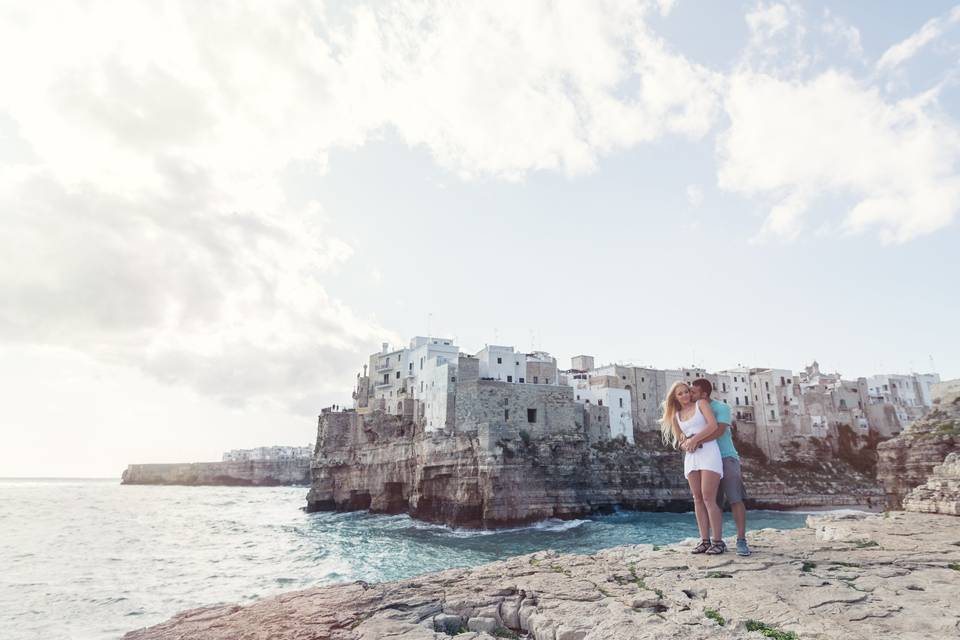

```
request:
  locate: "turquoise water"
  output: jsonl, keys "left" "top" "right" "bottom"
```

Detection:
{"left": 0, "top": 478, "right": 811, "bottom": 640}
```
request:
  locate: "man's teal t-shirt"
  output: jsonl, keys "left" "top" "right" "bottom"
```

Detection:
{"left": 710, "top": 399, "right": 739, "bottom": 459}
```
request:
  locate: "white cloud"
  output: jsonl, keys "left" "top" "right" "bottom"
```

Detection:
{"left": 0, "top": 0, "right": 722, "bottom": 407}
{"left": 686, "top": 184, "right": 704, "bottom": 207}
{"left": 718, "top": 71, "right": 960, "bottom": 243}
{"left": 877, "top": 6, "right": 960, "bottom": 72}
{"left": 821, "top": 9, "right": 864, "bottom": 61}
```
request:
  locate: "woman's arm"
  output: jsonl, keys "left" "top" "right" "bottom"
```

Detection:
{"left": 671, "top": 415, "right": 684, "bottom": 449}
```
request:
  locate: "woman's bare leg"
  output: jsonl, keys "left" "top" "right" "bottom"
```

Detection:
{"left": 700, "top": 471, "right": 723, "bottom": 541}
{"left": 686, "top": 471, "right": 708, "bottom": 540}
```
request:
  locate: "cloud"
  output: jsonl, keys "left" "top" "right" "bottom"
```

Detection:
{"left": 821, "top": 9, "right": 864, "bottom": 61}
{"left": 877, "top": 6, "right": 960, "bottom": 72}
{"left": 686, "top": 184, "right": 704, "bottom": 207}
{"left": 0, "top": 0, "right": 722, "bottom": 407}
{"left": 718, "top": 71, "right": 960, "bottom": 243}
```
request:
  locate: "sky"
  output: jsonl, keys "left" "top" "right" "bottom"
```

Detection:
{"left": 1, "top": 0, "right": 959, "bottom": 477}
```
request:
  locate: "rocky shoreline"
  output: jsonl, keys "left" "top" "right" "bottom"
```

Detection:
{"left": 123, "top": 511, "right": 960, "bottom": 639}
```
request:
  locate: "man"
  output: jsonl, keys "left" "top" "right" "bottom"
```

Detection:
{"left": 690, "top": 378, "right": 751, "bottom": 556}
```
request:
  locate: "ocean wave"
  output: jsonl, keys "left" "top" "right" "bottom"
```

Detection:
{"left": 427, "top": 518, "right": 590, "bottom": 538}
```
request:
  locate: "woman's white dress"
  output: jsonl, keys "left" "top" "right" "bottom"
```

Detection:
{"left": 676, "top": 401, "right": 724, "bottom": 479}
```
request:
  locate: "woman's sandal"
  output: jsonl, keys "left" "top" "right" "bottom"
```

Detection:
{"left": 705, "top": 541, "right": 725, "bottom": 555}
{"left": 691, "top": 540, "right": 711, "bottom": 554}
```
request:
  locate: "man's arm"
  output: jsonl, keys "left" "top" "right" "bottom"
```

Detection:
{"left": 698, "top": 421, "right": 728, "bottom": 443}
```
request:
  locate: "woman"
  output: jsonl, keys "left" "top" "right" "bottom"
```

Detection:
{"left": 660, "top": 381, "right": 725, "bottom": 554}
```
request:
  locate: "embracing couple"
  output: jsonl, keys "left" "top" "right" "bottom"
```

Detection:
{"left": 660, "top": 378, "right": 751, "bottom": 556}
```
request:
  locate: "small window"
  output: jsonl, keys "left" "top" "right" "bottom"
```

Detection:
{"left": 619, "top": 398, "right": 623, "bottom": 408}
{"left": 515, "top": 361, "right": 519, "bottom": 366}
{"left": 642, "top": 393, "right": 646, "bottom": 400}
{"left": 545, "top": 378, "right": 550, "bottom": 384}
{"left": 641, "top": 377, "right": 645, "bottom": 382}
{"left": 504, "top": 409, "right": 509, "bottom": 420}
{"left": 770, "top": 409, "right": 775, "bottom": 419}
{"left": 519, "top": 377, "right": 525, "bottom": 383}
{"left": 527, "top": 409, "right": 537, "bottom": 423}
{"left": 396, "top": 371, "right": 401, "bottom": 379}
{"left": 497, "top": 357, "right": 502, "bottom": 364}
{"left": 576, "top": 395, "right": 580, "bottom": 400}
{"left": 507, "top": 375, "right": 513, "bottom": 383}
{"left": 533, "top": 376, "right": 539, "bottom": 383}
{"left": 598, "top": 399, "right": 603, "bottom": 406}
{"left": 765, "top": 381, "right": 770, "bottom": 391}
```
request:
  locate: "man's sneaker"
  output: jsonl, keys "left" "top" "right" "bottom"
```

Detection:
{"left": 736, "top": 538, "right": 751, "bottom": 556}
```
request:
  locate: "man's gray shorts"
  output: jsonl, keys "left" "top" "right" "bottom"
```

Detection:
{"left": 716, "top": 457, "right": 747, "bottom": 507}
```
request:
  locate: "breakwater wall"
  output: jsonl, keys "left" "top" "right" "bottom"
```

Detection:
{"left": 121, "top": 459, "right": 311, "bottom": 486}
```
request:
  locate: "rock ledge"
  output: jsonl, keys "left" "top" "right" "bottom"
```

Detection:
{"left": 124, "top": 512, "right": 960, "bottom": 639}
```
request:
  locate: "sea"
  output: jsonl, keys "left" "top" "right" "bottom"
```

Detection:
{"left": 0, "top": 478, "right": 814, "bottom": 640}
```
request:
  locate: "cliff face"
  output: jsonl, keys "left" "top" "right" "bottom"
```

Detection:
{"left": 306, "top": 411, "right": 690, "bottom": 527}
{"left": 876, "top": 396, "right": 959, "bottom": 508}
{"left": 903, "top": 452, "right": 960, "bottom": 515}
{"left": 121, "top": 460, "right": 311, "bottom": 486}
{"left": 306, "top": 411, "right": 883, "bottom": 528}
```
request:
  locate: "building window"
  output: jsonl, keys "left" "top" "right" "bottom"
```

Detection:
{"left": 619, "top": 398, "right": 623, "bottom": 408}
{"left": 519, "top": 377, "right": 525, "bottom": 383}
{"left": 533, "top": 376, "right": 539, "bottom": 384}
{"left": 420, "top": 357, "right": 424, "bottom": 370}
{"left": 770, "top": 409, "right": 775, "bottom": 419}
{"left": 384, "top": 374, "right": 390, "bottom": 384}
{"left": 722, "top": 382, "right": 727, "bottom": 392}
{"left": 744, "top": 395, "right": 748, "bottom": 405}
{"left": 396, "top": 371, "right": 401, "bottom": 379}
{"left": 765, "top": 381, "right": 770, "bottom": 391}
{"left": 780, "top": 376, "right": 785, "bottom": 385}
{"left": 598, "top": 399, "right": 603, "bottom": 406}
{"left": 527, "top": 409, "right": 537, "bottom": 423}
{"left": 767, "top": 393, "right": 771, "bottom": 402}
{"left": 504, "top": 409, "right": 509, "bottom": 420}
{"left": 507, "top": 375, "right": 513, "bottom": 382}
{"left": 641, "top": 377, "right": 645, "bottom": 382}
{"left": 515, "top": 361, "right": 520, "bottom": 366}
{"left": 642, "top": 393, "right": 646, "bottom": 400}
{"left": 576, "top": 395, "right": 580, "bottom": 400}
{"left": 497, "top": 357, "right": 502, "bottom": 364}
{"left": 545, "top": 378, "right": 550, "bottom": 384}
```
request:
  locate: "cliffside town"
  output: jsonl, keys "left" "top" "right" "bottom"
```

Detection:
{"left": 354, "top": 337, "right": 939, "bottom": 462}
{"left": 304, "top": 336, "right": 926, "bottom": 526}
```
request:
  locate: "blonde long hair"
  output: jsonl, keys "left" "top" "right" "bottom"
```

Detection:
{"left": 659, "top": 381, "right": 689, "bottom": 447}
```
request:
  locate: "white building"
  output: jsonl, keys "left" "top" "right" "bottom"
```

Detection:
{"left": 714, "top": 367, "right": 754, "bottom": 421}
{"left": 370, "top": 336, "right": 459, "bottom": 415}
{"left": 223, "top": 445, "right": 312, "bottom": 462}
{"left": 565, "top": 375, "right": 634, "bottom": 443}
{"left": 475, "top": 345, "right": 526, "bottom": 383}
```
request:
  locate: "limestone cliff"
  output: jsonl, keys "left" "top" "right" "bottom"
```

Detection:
{"left": 876, "top": 394, "right": 959, "bottom": 508}
{"left": 903, "top": 452, "right": 960, "bottom": 515}
{"left": 123, "top": 511, "right": 960, "bottom": 640}
{"left": 306, "top": 411, "right": 882, "bottom": 528}
{"left": 121, "top": 460, "right": 311, "bottom": 486}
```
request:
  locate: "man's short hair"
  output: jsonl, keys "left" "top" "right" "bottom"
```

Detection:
{"left": 691, "top": 378, "right": 713, "bottom": 396}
